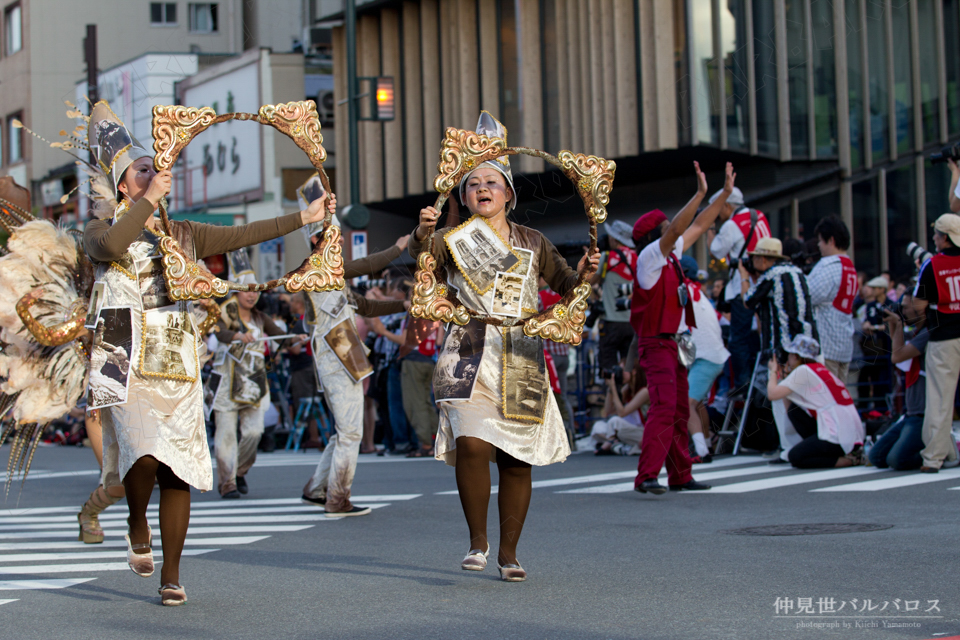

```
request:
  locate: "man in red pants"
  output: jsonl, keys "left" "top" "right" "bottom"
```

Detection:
{"left": 630, "top": 161, "right": 736, "bottom": 494}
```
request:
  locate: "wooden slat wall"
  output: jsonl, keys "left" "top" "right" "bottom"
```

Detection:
{"left": 381, "top": 8, "right": 405, "bottom": 200}
{"left": 333, "top": 0, "right": 660, "bottom": 204}
{"left": 402, "top": 1, "right": 425, "bottom": 195}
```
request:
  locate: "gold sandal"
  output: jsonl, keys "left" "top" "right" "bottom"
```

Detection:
{"left": 77, "top": 485, "right": 120, "bottom": 544}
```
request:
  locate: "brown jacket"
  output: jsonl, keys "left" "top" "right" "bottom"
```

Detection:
{"left": 84, "top": 198, "right": 304, "bottom": 263}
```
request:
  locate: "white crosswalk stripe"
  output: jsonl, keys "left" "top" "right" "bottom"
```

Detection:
{"left": 811, "top": 466, "right": 960, "bottom": 491}
{"left": 435, "top": 456, "right": 767, "bottom": 495}
{"left": 0, "top": 493, "right": 417, "bottom": 602}
{"left": 541, "top": 457, "right": 960, "bottom": 496}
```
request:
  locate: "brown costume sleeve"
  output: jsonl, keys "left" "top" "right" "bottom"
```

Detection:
{"left": 539, "top": 236, "right": 580, "bottom": 297}
{"left": 82, "top": 198, "right": 155, "bottom": 263}
{"left": 407, "top": 225, "right": 450, "bottom": 264}
{"left": 344, "top": 244, "right": 403, "bottom": 279}
{"left": 352, "top": 294, "right": 407, "bottom": 318}
{"left": 188, "top": 212, "right": 304, "bottom": 259}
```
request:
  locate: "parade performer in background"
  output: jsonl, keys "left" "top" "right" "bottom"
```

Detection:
{"left": 409, "top": 113, "right": 600, "bottom": 582}
{"left": 0, "top": 177, "right": 125, "bottom": 544}
{"left": 211, "top": 252, "right": 305, "bottom": 498}
{"left": 77, "top": 101, "right": 331, "bottom": 606}
{"left": 295, "top": 174, "right": 409, "bottom": 516}
{"left": 630, "top": 162, "right": 735, "bottom": 495}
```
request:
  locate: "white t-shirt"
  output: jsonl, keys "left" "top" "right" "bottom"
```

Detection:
{"left": 687, "top": 283, "right": 730, "bottom": 365}
{"left": 636, "top": 236, "right": 687, "bottom": 328}
{"left": 636, "top": 236, "right": 684, "bottom": 290}
{"left": 780, "top": 364, "right": 863, "bottom": 453}
{"left": 709, "top": 210, "right": 749, "bottom": 301}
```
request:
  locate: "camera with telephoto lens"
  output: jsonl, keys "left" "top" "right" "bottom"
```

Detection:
{"left": 614, "top": 282, "right": 633, "bottom": 311}
{"left": 930, "top": 142, "right": 960, "bottom": 165}
{"left": 354, "top": 278, "right": 387, "bottom": 292}
{"left": 906, "top": 242, "right": 933, "bottom": 266}
{"left": 728, "top": 256, "right": 759, "bottom": 275}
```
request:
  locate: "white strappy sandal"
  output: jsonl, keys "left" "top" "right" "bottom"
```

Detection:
{"left": 460, "top": 544, "right": 490, "bottom": 571}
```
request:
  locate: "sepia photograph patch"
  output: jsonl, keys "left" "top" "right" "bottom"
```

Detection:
{"left": 138, "top": 258, "right": 173, "bottom": 311}
{"left": 492, "top": 271, "right": 525, "bottom": 318}
{"left": 139, "top": 307, "right": 198, "bottom": 382}
{"left": 319, "top": 291, "right": 347, "bottom": 318}
{"left": 84, "top": 281, "right": 106, "bottom": 329}
{"left": 87, "top": 307, "right": 133, "bottom": 410}
{"left": 434, "top": 318, "right": 486, "bottom": 402}
{"left": 203, "top": 372, "right": 223, "bottom": 419}
{"left": 445, "top": 216, "right": 520, "bottom": 294}
{"left": 502, "top": 327, "right": 548, "bottom": 422}
{"left": 230, "top": 352, "right": 268, "bottom": 405}
{"left": 322, "top": 318, "right": 374, "bottom": 383}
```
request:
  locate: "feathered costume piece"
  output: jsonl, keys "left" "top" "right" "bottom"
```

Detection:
{"left": 0, "top": 101, "right": 132, "bottom": 492}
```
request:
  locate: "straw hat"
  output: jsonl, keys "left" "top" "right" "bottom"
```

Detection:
{"left": 747, "top": 237, "right": 787, "bottom": 261}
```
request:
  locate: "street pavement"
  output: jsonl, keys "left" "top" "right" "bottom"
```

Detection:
{"left": 0, "top": 444, "right": 957, "bottom": 640}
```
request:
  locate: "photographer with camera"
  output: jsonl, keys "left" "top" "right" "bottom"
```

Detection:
{"left": 741, "top": 237, "right": 818, "bottom": 463}
{"left": 591, "top": 368, "right": 648, "bottom": 456}
{"left": 708, "top": 187, "right": 771, "bottom": 392}
{"left": 910, "top": 214, "right": 960, "bottom": 473}
{"left": 868, "top": 295, "right": 929, "bottom": 470}
{"left": 805, "top": 216, "right": 858, "bottom": 382}
{"left": 591, "top": 220, "right": 639, "bottom": 376}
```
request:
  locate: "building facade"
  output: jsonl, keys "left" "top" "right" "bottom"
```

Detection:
{"left": 319, "top": 0, "right": 960, "bottom": 282}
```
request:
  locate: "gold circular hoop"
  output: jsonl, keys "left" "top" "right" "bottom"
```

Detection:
{"left": 410, "top": 127, "right": 616, "bottom": 345}
{"left": 149, "top": 101, "right": 344, "bottom": 300}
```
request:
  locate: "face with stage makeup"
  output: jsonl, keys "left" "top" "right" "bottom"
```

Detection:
{"left": 462, "top": 167, "right": 514, "bottom": 220}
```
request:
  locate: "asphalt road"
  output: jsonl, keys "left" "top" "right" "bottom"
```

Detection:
{"left": 0, "top": 444, "right": 957, "bottom": 640}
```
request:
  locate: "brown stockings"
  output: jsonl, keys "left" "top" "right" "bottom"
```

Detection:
{"left": 123, "top": 455, "right": 191, "bottom": 586}
{"left": 454, "top": 436, "right": 532, "bottom": 566}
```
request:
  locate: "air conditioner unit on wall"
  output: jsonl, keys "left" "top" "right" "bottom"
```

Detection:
{"left": 316, "top": 89, "right": 334, "bottom": 125}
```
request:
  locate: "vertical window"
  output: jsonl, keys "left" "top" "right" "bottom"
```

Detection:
{"left": 721, "top": 0, "right": 749, "bottom": 151}
{"left": 498, "top": 0, "right": 522, "bottom": 146}
{"left": 886, "top": 165, "right": 918, "bottom": 278}
{"left": 752, "top": 0, "right": 779, "bottom": 156}
{"left": 866, "top": 0, "right": 888, "bottom": 162}
{"left": 786, "top": 0, "right": 809, "bottom": 158}
{"left": 926, "top": 159, "right": 951, "bottom": 238}
{"left": 541, "top": 0, "right": 561, "bottom": 153}
{"left": 917, "top": 0, "right": 940, "bottom": 145}
{"left": 188, "top": 3, "right": 218, "bottom": 33}
{"left": 8, "top": 113, "right": 22, "bottom": 163}
{"left": 891, "top": 0, "right": 913, "bottom": 154}
{"left": 690, "top": 0, "right": 718, "bottom": 145}
{"left": 4, "top": 3, "right": 22, "bottom": 56}
{"left": 852, "top": 178, "right": 881, "bottom": 276}
{"left": 798, "top": 190, "right": 840, "bottom": 240}
{"left": 150, "top": 3, "right": 178, "bottom": 26}
{"left": 946, "top": 0, "right": 960, "bottom": 135}
{"left": 845, "top": 0, "right": 863, "bottom": 169}
{"left": 810, "top": 0, "right": 837, "bottom": 158}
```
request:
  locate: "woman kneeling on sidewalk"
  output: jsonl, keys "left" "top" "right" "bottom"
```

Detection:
{"left": 766, "top": 335, "right": 865, "bottom": 469}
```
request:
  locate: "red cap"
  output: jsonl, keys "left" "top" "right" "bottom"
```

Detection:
{"left": 633, "top": 209, "right": 667, "bottom": 243}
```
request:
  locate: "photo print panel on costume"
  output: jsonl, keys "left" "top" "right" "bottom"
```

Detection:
{"left": 138, "top": 307, "right": 199, "bottom": 383}
{"left": 319, "top": 291, "right": 347, "bottom": 318}
{"left": 138, "top": 258, "right": 173, "bottom": 311}
{"left": 445, "top": 215, "right": 521, "bottom": 294}
{"left": 203, "top": 371, "right": 223, "bottom": 419}
{"left": 322, "top": 318, "right": 374, "bottom": 383}
{"left": 513, "top": 248, "right": 537, "bottom": 311}
{"left": 84, "top": 282, "right": 106, "bottom": 329}
{"left": 492, "top": 271, "right": 525, "bottom": 318}
{"left": 502, "top": 326, "right": 548, "bottom": 423}
{"left": 87, "top": 307, "right": 134, "bottom": 410}
{"left": 434, "top": 318, "right": 486, "bottom": 402}
{"left": 230, "top": 351, "right": 268, "bottom": 405}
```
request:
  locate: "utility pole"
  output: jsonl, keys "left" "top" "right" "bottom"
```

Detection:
{"left": 84, "top": 25, "right": 98, "bottom": 105}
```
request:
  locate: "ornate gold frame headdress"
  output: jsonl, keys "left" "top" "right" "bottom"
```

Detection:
{"left": 410, "top": 127, "right": 616, "bottom": 345}
{"left": 150, "top": 100, "right": 344, "bottom": 300}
